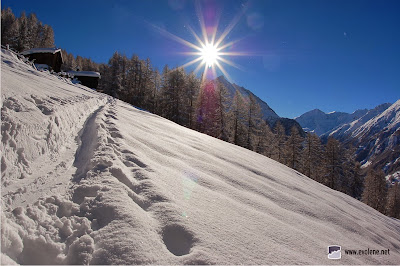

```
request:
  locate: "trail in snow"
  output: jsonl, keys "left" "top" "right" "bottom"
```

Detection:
{"left": 2, "top": 48, "right": 400, "bottom": 265}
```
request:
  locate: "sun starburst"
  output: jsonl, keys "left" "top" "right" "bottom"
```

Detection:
{"left": 151, "top": 2, "right": 249, "bottom": 83}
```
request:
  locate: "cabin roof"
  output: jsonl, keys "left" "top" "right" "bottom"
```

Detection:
{"left": 68, "top": 71, "right": 101, "bottom": 78}
{"left": 21, "top": 48, "right": 62, "bottom": 55}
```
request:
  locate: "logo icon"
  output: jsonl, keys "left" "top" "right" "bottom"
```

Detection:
{"left": 328, "top": 245, "right": 341, "bottom": 259}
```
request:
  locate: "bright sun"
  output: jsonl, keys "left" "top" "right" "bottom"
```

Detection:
{"left": 152, "top": 2, "right": 247, "bottom": 82}
{"left": 201, "top": 43, "right": 219, "bottom": 67}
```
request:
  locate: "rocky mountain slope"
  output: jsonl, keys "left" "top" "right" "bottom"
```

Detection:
{"left": 217, "top": 76, "right": 304, "bottom": 135}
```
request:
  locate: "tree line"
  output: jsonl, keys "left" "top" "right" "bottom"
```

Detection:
{"left": 1, "top": 8, "right": 54, "bottom": 51}
{"left": 2, "top": 7, "right": 399, "bottom": 219}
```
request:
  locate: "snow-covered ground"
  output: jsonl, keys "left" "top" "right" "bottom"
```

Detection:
{"left": 2, "top": 49, "right": 400, "bottom": 264}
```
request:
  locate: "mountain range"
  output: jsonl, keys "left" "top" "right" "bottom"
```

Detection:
{"left": 295, "top": 102, "right": 400, "bottom": 175}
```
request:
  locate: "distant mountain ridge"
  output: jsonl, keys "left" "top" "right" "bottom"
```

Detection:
{"left": 296, "top": 101, "right": 399, "bottom": 175}
{"left": 216, "top": 76, "right": 304, "bottom": 135}
{"left": 322, "top": 103, "right": 392, "bottom": 140}
{"left": 295, "top": 108, "right": 369, "bottom": 136}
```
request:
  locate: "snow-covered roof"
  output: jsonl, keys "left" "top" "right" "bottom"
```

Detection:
{"left": 21, "top": 47, "right": 61, "bottom": 55}
{"left": 68, "top": 71, "right": 101, "bottom": 78}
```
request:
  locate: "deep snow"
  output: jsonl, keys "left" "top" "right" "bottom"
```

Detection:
{"left": 2, "top": 49, "right": 400, "bottom": 264}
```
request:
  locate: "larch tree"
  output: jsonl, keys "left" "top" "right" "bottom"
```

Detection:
{"left": 323, "top": 137, "right": 345, "bottom": 190}
{"left": 246, "top": 94, "right": 263, "bottom": 151}
{"left": 16, "top": 11, "right": 28, "bottom": 51}
{"left": 163, "top": 67, "right": 186, "bottom": 124}
{"left": 386, "top": 182, "right": 400, "bottom": 218}
{"left": 302, "top": 133, "right": 323, "bottom": 181}
{"left": 362, "top": 169, "right": 387, "bottom": 213}
{"left": 40, "top": 24, "right": 54, "bottom": 48}
{"left": 151, "top": 69, "right": 162, "bottom": 115}
{"left": 1, "top": 8, "right": 17, "bottom": 47}
{"left": 285, "top": 125, "right": 303, "bottom": 171}
{"left": 256, "top": 120, "right": 274, "bottom": 157}
{"left": 273, "top": 121, "right": 286, "bottom": 164}
{"left": 196, "top": 80, "right": 219, "bottom": 137}
{"left": 26, "top": 13, "right": 39, "bottom": 49}
{"left": 215, "top": 81, "right": 231, "bottom": 141}
{"left": 348, "top": 161, "right": 364, "bottom": 200}
{"left": 107, "top": 51, "right": 124, "bottom": 98}
{"left": 231, "top": 90, "right": 247, "bottom": 147}
{"left": 186, "top": 72, "right": 200, "bottom": 129}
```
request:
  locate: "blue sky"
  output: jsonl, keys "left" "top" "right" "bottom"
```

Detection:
{"left": 3, "top": 0, "right": 399, "bottom": 118}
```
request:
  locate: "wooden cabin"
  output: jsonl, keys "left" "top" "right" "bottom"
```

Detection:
{"left": 68, "top": 71, "right": 101, "bottom": 89}
{"left": 21, "top": 48, "right": 63, "bottom": 72}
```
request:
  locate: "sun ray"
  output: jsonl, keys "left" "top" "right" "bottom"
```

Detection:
{"left": 201, "top": 63, "right": 208, "bottom": 84}
{"left": 195, "top": 1, "right": 209, "bottom": 45}
{"left": 215, "top": 4, "right": 247, "bottom": 48}
{"left": 211, "top": 64, "right": 218, "bottom": 79}
{"left": 180, "top": 57, "right": 204, "bottom": 69}
{"left": 216, "top": 37, "right": 246, "bottom": 51}
{"left": 150, "top": 23, "right": 202, "bottom": 52}
{"left": 215, "top": 61, "right": 233, "bottom": 81}
{"left": 193, "top": 60, "right": 205, "bottom": 75}
{"left": 218, "top": 51, "right": 252, "bottom": 56}
{"left": 187, "top": 24, "right": 205, "bottom": 48}
{"left": 217, "top": 56, "right": 244, "bottom": 70}
{"left": 210, "top": 14, "right": 221, "bottom": 45}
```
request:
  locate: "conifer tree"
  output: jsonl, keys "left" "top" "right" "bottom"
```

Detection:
{"left": 362, "top": 169, "right": 387, "bottom": 213}
{"left": 159, "top": 65, "right": 171, "bottom": 118}
{"left": 107, "top": 51, "right": 123, "bottom": 98}
{"left": 40, "top": 24, "right": 55, "bottom": 48}
{"left": 386, "top": 182, "right": 400, "bottom": 218}
{"left": 273, "top": 121, "right": 286, "bottom": 164}
{"left": 26, "top": 13, "right": 39, "bottom": 48}
{"left": 302, "top": 133, "right": 323, "bottom": 181}
{"left": 246, "top": 94, "right": 263, "bottom": 151}
{"left": 348, "top": 161, "right": 364, "bottom": 199}
{"left": 162, "top": 67, "right": 186, "bottom": 124}
{"left": 151, "top": 69, "right": 162, "bottom": 114}
{"left": 1, "top": 8, "right": 17, "bottom": 47}
{"left": 256, "top": 121, "right": 274, "bottom": 157}
{"left": 215, "top": 81, "right": 231, "bottom": 141}
{"left": 231, "top": 90, "right": 247, "bottom": 147}
{"left": 323, "top": 137, "right": 345, "bottom": 189}
{"left": 17, "top": 11, "right": 28, "bottom": 51}
{"left": 196, "top": 80, "right": 219, "bottom": 136}
{"left": 186, "top": 72, "right": 200, "bottom": 129}
{"left": 285, "top": 125, "right": 303, "bottom": 171}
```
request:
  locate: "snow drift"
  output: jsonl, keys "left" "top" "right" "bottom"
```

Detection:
{"left": 2, "top": 48, "right": 400, "bottom": 264}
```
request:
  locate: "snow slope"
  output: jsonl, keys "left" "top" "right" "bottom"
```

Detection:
{"left": 2, "top": 49, "right": 400, "bottom": 264}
